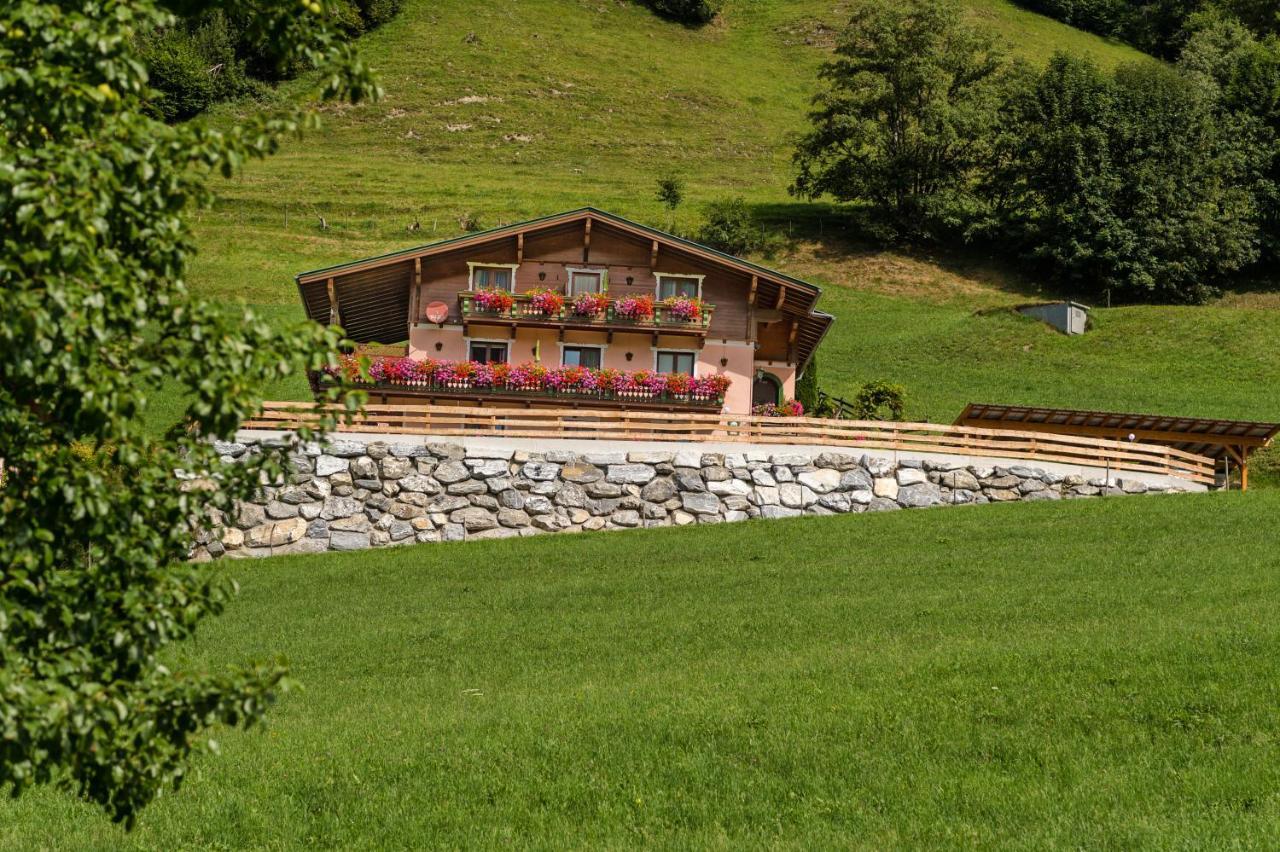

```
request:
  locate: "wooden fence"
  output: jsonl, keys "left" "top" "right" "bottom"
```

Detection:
{"left": 243, "top": 403, "right": 1217, "bottom": 485}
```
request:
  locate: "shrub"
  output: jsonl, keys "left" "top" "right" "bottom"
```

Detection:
{"left": 795, "top": 356, "right": 820, "bottom": 414}
{"left": 696, "top": 198, "right": 780, "bottom": 256}
{"left": 138, "top": 2, "right": 403, "bottom": 122}
{"left": 637, "top": 0, "right": 720, "bottom": 26}
{"left": 853, "top": 380, "right": 907, "bottom": 421}
{"left": 138, "top": 13, "right": 258, "bottom": 122}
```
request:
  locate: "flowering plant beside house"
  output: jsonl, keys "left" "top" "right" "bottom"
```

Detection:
{"left": 472, "top": 288, "right": 514, "bottom": 313}
{"left": 613, "top": 294, "right": 654, "bottom": 321}
{"left": 325, "top": 354, "right": 732, "bottom": 402}
{"left": 526, "top": 288, "right": 565, "bottom": 316}
{"left": 752, "top": 398, "right": 805, "bottom": 417}
{"left": 571, "top": 291, "right": 609, "bottom": 317}
{"left": 661, "top": 295, "right": 704, "bottom": 323}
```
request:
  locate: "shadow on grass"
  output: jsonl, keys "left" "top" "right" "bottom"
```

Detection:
{"left": 744, "top": 200, "right": 1094, "bottom": 305}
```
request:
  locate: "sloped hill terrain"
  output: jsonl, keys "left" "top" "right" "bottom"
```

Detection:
{"left": 181, "top": 0, "right": 1278, "bottom": 432}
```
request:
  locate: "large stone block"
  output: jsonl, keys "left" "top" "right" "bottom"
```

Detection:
{"left": 265, "top": 500, "right": 299, "bottom": 520}
{"left": 498, "top": 508, "right": 531, "bottom": 528}
{"left": 235, "top": 503, "right": 266, "bottom": 529}
{"left": 349, "top": 456, "right": 379, "bottom": 480}
{"left": 674, "top": 470, "right": 705, "bottom": 492}
{"left": 797, "top": 469, "right": 841, "bottom": 494}
{"left": 640, "top": 477, "right": 677, "bottom": 503}
{"left": 872, "top": 478, "right": 899, "bottom": 500}
{"left": 896, "top": 468, "right": 927, "bottom": 486}
{"left": 680, "top": 492, "right": 720, "bottom": 515}
{"left": 434, "top": 460, "right": 471, "bottom": 484}
{"left": 751, "top": 468, "right": 777, "bottom": 486}
{"left": 607, "top": 464, "right": 656, "bottom": 485}
{"left": 701, "top": 465, "right": 732, "bottom": 482}
{"left": 814, "top": 452, "right": 860, "bottom": 471}
{"left": 329, "top": 514, "right": 371, "bottom": 532}
{"left": 330, "top": 529, "right": 371, "bottom": 550}
{"left": 467, "top": 459, "right": 510, "bottom": 478}
{"left": 522, "top": 461, "right": 562, "bottom": 481}
{"left": 524, "top": 495, "right": 554, "bottom": 514}
{"left": 938, "top": 469, "right": 980, "bottom": 492}
{"left": 673, "top": 450, "right": 702, "bottom": 469}
{"left": 897, "top": 483, "right": 943, "bottom": 508}
{"left": 708, "top": 478, "right": 752, "bottom": 497}
{"left": 450, "top": 506, "right": 498, "bottom": 532}
{"left": 561, "top": 462, "right": 604, "bottom": 483}
{"left": 321, "top": 495, "right": 363, "bottom": 520}
{"left": 380, "top": 457, "right": 414, "bottom": 479}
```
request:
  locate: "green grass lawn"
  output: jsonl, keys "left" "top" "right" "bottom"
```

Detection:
{"left": 5, "top": 491, "right": 1280, "bottom": 847}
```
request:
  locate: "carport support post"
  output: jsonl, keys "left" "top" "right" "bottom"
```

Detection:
{"left": 1224, "top": 445, "right": 1250, "bottom": 491}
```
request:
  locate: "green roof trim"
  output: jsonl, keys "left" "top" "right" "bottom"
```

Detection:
{"left": 294, "top": 206, "right": 823, "bottom": 297}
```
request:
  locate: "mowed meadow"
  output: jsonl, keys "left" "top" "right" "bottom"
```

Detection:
{"left": 6, "top": 493, "right": 1280, "bottom": 847}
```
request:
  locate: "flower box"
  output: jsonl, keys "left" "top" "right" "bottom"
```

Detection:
{"left": 324, "top": 353, "right": 731, "bottom": 406}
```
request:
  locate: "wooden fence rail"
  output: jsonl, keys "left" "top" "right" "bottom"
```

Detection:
{"left": 242, "top": 403, "right": 1217, "bottom": 486}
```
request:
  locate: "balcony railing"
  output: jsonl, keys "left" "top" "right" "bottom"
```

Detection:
{"left": 456, "top": 291, "right": 714, "bottom": 333}
{"left": 310, "top": 354, "right": 731, "bottom": 410}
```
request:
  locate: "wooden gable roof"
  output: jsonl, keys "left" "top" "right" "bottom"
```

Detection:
{"left": 296, "top": 207, "right": 834, "bottom": 371}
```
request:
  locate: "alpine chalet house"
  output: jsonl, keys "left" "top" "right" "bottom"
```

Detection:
{"left": 296, "top": 208, "right": 833, "bottom": 414}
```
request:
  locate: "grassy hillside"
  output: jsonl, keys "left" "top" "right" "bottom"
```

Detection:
{"left": 6, "top": 492, "right": 1280, "bottom": 846}
{"left": 165, "top": 0, "right": 1277, "bottom": 431}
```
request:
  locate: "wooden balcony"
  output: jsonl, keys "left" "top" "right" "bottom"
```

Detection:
{"left": 454, "top": 291, "right": 713, "bottom": 341}
{"left": 307, "top": 374, "right": 725, "bottom": 412}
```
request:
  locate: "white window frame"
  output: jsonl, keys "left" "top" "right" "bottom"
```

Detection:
{"left": 653, "top": 347, "right": 699, "bottom": 376}
{"left": 558, "top": 342, "right": 606, "bottom": 369}
{"left": 465, "top": 337, "right": 511, "bottom": 363}
{"left": 467, "top": 262, "right": 519, "bottom": 292}
{"left": 654, "top": 272, "right": 704, "bottom": 301}
{"left": 565, "top": 266, "right": 608, "bottom": 296}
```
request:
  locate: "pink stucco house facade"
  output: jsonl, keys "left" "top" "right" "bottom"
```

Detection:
{"left": 296, "top": 208, "right": 832, "bottom": 414}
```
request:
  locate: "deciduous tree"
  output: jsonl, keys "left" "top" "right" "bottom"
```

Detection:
{"left": 791, "top": 0, "right": 1009, "bottom": 238}
{"left": 0, "top": 0, "right": 376, "bottom": 826}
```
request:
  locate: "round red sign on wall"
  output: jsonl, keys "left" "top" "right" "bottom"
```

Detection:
{"left": 425, "top": 301, "right": 449, "bottom": 324}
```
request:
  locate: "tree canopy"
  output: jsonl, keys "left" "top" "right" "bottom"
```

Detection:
{"left": 0, "top": 0, "right": 375, "bottom": 826}
{"left": 794, "top": 0, "right": 1279, "bottom": 302}
{"left": 791, "top": 0, "right": 1009, "bottom": 239}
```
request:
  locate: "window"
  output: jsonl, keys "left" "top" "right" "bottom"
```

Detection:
{"left": 568, "top": 269, "right": 604, "bottom": 296}
{"left": 656, "top": 350, "right": 695, "bottom": 376}
{"left": 656, "top": 274, "right": 700, "bottom": 300}
{"left": 469, "top": 341, "right": 508, "bottom": 364}
{"left": 562, "top": 346, "right": 602, "bottom": 369}
{"left": 470, "top": 264, "right": 515, "bottom": 292}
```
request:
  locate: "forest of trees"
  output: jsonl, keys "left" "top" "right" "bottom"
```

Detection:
{"left": 1010, "top": 0, "right": 1276, "bottom": 59}
{"left": 792, "top": 0, "right": 1279, "bottom": 303}
{"left": 139, "top": 0, "right": 402, "bottom": 121}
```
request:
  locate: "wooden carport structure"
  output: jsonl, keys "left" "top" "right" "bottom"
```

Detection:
{"left": 955, "top": 403, "right": 1280, "bottom": 491}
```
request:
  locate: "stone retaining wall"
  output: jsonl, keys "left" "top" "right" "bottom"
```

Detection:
{"left": 193, "top": 437, "right": 1189, "bottom": 560}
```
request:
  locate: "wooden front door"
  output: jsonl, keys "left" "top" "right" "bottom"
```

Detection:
{"left": 752, "top": 374, "right": 780, "bottom": 408}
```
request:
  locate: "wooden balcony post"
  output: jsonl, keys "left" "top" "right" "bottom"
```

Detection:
{"left": 326, "top": 278, "right": 340, "bottom": 327}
